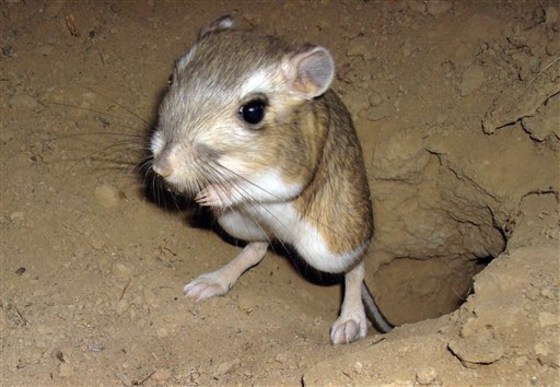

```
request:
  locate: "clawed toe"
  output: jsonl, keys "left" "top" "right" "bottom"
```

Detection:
{"left": 330, "top": 319, "right": 363, "bottom": 345}
{"left": 183, "top": 275, "right": 229, "bottom": 301}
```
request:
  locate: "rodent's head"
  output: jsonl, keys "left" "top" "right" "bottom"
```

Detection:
{"left": 151, "top": 16, "right": 335, "bottom": 204}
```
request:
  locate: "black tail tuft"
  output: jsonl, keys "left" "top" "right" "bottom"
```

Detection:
{"left": 361, "top": 281, "right": 394, "bottom": 333}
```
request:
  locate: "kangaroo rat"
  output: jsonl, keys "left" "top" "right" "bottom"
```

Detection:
{"left": 150, "top": 16, "right": 393, "bottom": 344}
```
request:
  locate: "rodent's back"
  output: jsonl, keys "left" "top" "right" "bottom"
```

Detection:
{"left": 294, "top": 89, "right": 373, "bottom": 256}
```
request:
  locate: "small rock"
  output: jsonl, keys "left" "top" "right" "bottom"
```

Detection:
{"left": 416, "top": 366, "right": 437, "bottom": 385}
{"left": 448, "top": 335, "right": 505, "bottom": 366}
{"left": 94, "top": 183, "right": 121, "bottom": 208}
{"left": 8, "top": 94, "right": 40, "bottom": 110}
{"left": 540, "top": 287, "right": 556, "bottom": 299}
{"left": 143, "top": 288, "right": 158, "bottom": 308}
{"left": 9, "top": 211, "right": 25, "bottom": 223}
{"left": 367, "top": 104, "right": 392, "bottom": 121}
{"left": 546, "top": 39, "right": 560, "bottom": 56}
{"left": 58, "top": 363, "right": 73, "bottom": 378}
{"left": 369, "top": 92, "right": 383, "bottom": 107}
{"left": 347, "top": 37, "right": 370, "bottom": 58}
{"left": 538, "top": 311, "right": 558, "bottom": 327}
{"left": 460, "top": 65, "right": 485, "bottom": 96}
{"left": 115, "top": 371, "right": 132, "bottom": 387}
{"left": 401, "top": 41, "right": 412, "bottom": 57}
{"left": 534, "top": 342, "right": 549, "bottom": 357}
{"left": 214, "top": 359, "right": 238, "bottom": 376}
{"left": 353, "top": 361, "right": 363, "bottom": 374}
{"left": 545, "top": 6, "right": 559, "bottom": 24}
{"left": 87, "top": 341, "right": 106, "bottom": 352}
{"left": 153, "top": 368, "right": 171, "bottom": 381}
{"left": 535, "top": 341, "right": 560, "bottom": 367}
{"left": 426, "top": 0, "right": 452, "bottom": 16}
{"left": 112, "top": 262, "right": 134, "bottom": 279}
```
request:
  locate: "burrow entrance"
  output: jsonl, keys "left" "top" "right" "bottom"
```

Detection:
{"left": 366, "top": 151, "right": 509, "bottom": 326}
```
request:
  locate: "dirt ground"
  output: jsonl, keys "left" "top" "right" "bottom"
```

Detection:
{"left": 1, "top": 0, "right": 559, "bottom": 385}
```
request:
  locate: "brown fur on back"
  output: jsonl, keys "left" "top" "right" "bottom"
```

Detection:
{"left": 293, "top": 90, "right": 373, "bottom": 255}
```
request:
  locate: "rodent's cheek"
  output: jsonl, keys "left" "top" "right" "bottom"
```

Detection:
{"left": 150, "top": 130, "right": 165, "bottom": 156}
{"left": 217, "top": 155, "right": 254, "bottom": 177}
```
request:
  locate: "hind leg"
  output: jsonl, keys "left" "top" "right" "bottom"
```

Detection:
{"left": 330, "top": 261, "right": 368, "bottom": 345}
{"left": 183, "top": 209, "right": 269, "bottom": 301}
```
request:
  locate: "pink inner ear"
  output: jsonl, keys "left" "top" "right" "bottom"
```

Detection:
{"left": 286, "top": 46, "right": 335, "bottom": 99}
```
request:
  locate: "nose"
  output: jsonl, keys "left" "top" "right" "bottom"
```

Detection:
{"left": 152, "top": 154, "right": 173, "bottom": 178}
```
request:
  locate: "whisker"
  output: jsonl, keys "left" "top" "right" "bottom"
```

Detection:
{"left": 62, "top": 141, "right": 144, "bottom": 175}
{"left": 73, "top": 82, "right": 150, "bottom": 126}
{"left": 46, "top": 129, "right": 147, "bottom": 143}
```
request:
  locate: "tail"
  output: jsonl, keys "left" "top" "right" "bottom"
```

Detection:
{"left": 361, "top": 281, "right": 394, "bottom": 333}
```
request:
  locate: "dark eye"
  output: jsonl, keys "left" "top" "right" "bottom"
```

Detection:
{"left": 239, "top": 100, "right": 266, "bottom": 125}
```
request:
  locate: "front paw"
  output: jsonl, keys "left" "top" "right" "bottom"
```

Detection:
{"left": 330, "top": 314, "right": 367, "bottom": 345}
{"left": 183, "top": 272, "right": 231, "bottom": 302}
{"left": 195, "top": 184, "right": 230, "bottom": 208}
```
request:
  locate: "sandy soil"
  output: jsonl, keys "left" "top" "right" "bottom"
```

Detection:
{"left": 1, "top": 0, "right": 559, "bottom": 385}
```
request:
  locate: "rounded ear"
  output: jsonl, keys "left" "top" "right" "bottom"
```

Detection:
{"left": 282, "top": 45, "right": 335, "bottom": 99}
{"left": 199, "top": 15, "right": 234, "bottom": 38}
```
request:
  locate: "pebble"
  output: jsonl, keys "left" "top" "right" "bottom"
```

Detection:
{"left": 401, "top": 41, "right": 412, "bottom": 57}
{"left": 407, "top": 0, "right": 426, "bottom": 14}
{"left": 448, "top": 335, "right": 505, "bottom": 366}
{"left": 58, "top": 363, "right": 73, "bottom": 378}
{"left": 112, "top": 262, "right": 134, "bottom": 279}
{"left": 538, "top": 311, "right": 558, "bottom": 327}
{"left": 94, "top": 183, "right": 121, "bottom": 208}
{"left": 87, "top": 341, "right": 106, "bottom": 352}
{"left": 540, "top": 287, "right": 556, "bottom": 299}
{"left": 153, "top": 368, "right": 171, "bottom": 381}
{"left": 416, "top": 366, "right": 437, "bottom": 384}
{"left": 8, "top": 94, "right": 40, "bottom": 110}
{"left": 115, "top": 371, "right": 132, "bottom": 387}
{"left": 346, "top": 36, "right": 371, "bottom": 59}
{"left": 214, "top": 359, "right": 238, "bottom": 376}
{"left": 545, "top": 6, "right": 559, "bottom": 24}
{"left": 460, "top": 65, "right": 485, "bottom": 96}
{"left": 546, "top": 39, "right": 560, "bottom": 56}
{"left": 10, "top": 211, "right": 25, "bottom": 223}
{"left": 369, "top": 92, "right": 383, "bottom": 107}
{"left": 534, "top": 342, "right": 549, "bottom": 357}
{"left": 367, "top": 104, "right": 392, "bottom": 121}
{"left": 353, "top": 361, "right": 363, "bottom": 374}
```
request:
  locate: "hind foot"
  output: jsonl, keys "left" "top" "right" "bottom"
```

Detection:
{"left": 330, "top": 310, "right": 367, "bottom": 345}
